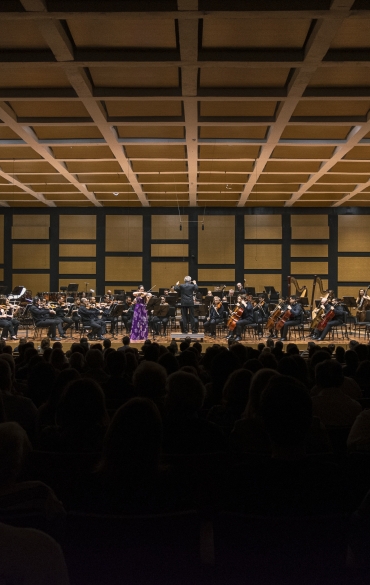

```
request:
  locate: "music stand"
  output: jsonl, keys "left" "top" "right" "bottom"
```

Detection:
{"left": 109, "top": 303, "right": 125, "bottom": 339}
{"left": 114, "top": 289, "right": 125, "bottom": 295}
{"left": 246, "top": 287, "right": 255, "bottom": 296}
{"left": 67, "top": 283, "right": 79, "bottom": 292}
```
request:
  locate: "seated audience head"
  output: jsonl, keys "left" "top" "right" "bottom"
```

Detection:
{"left": 244, "top": 358, "right": 262, "bottom": 374}
{"left": 103, "top": 339, "right": 111, "bottom": 350}
{"left": 142, "top": 342, "right": 160, "bottom": 363}
{"left": 106, "top": 350, "right": 127, "bottom": 377}
{"left": 69, "top": 351, "right": 85, "bottom": 373}
{"left": 0, "top": 422, "right": 31, "bottom": 487}
{"left": 335, "top": 345, "right": 345, "bottom": 364}
{"left": 158, "top": 352, "right": 179, "bottom": 376}
{"left": 133, "top": 361, "right": 167, "bottom": 401}
{"left": 354, "top": 343, "right": 369, "bottom": 363}
{"left": 261, "top": 375, "right": 313, "bottom": 450}
{"left": 49, "top": 348, "right": 66, "bottom": 372}
{"left": 122, "top": 336, "right": 130, "bottom": 346}
{"left": 0, "top": 359, "right": 12, "bottom": 392}
{"left": 258, "top": 352, "right": 278, "bottom": 370}
{"left": 315, "top": 359, "right": 344, "bottom": 389}
{"left": 344, "top": 349, "right": 359, "bottom": 371}
{"left": 243, "top": 368, "right": 277, "bottom": 419}
{"left": 99, "top": 398, "right": 162, "bottom": 478}
{"left": 27, "top": 362, "right": 57, "bottom": 407}
{"left": 222, "top": 369, "right": 252, "bottom": 414}
{"left": 56, "top": 378, "right": 108, "bottom": 430}
{"left": 166, "top": 372, "right": 206, "bottom": 418}
{"left": 85, "top": 348, "right": 105, "bottom": 371}
{"left": 229, "top": 343, "right": 248, "bottom": 365}
{"left": 286, "top": 343, "right": 300, "bottom": 356}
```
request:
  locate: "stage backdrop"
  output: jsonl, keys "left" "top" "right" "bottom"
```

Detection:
{"left": 1, "top": 207, "right": 369, "bottom": 300}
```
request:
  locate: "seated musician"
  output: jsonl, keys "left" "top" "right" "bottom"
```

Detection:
{"left": 101, "top": 296, "right": 117, "bottom": 334}
{"left": 356, "top": 288, "right": 370, "bottom": 322}
{"left": 253, "top": 295, "right": 269, "bottom": 338}
{"left": 78, "top": 298, "right": 106, "bottom": 340}
{"left": 311, "top": 298, "right": 346, "bottom": 342}
{"left": 280, "top": 296, "right": 303, "bottom": 341}
{"left": 203, "top": 296, "right": 225, "bottom": 339}
{"left": 1, "top": 299, "right": 20, "bottom": 340}
{"left": 29, "top": 297, "right": 66, "bottom": 341}
{"left": 236, "top": 282, "right": 246, "bottom": 295}
{"left": 227, "top": 294, "right": 254, "bottom": 342}
{"left": 55, "top": 296, "right": 74, "bottom": 333}
{"left": 151, "top": 296, "right": 170, "bottom": 336}
{"left": 121, "top": 297, "right": 133, "bottom": 333}
{"left": 71, "top": 297, "right": 81, "bottom": 332}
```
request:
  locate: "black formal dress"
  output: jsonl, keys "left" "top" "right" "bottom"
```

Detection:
{"left": 174, "top": 282, "right": 198, "bottom": 333}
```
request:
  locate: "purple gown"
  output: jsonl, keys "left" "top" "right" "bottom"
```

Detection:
{"left": 130, "top": 296, "right": 148, "bottom": 341}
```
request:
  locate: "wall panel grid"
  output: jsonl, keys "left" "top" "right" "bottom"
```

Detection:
{"left": 245, "top": 244, "right": 282, "bottom": 270}
{"left": 12, "top": 214, "right": 49, "bottom": 239}
{"left": 244, "top": 273, "right": 282, "bottom": 294}
{"left": 13, "top": 274, "right": 50, "bottom": 295}
{"left": 152, "top": 215, "right": 188, "bottom": 240}
{"left": 198, "top": 268, "right": 235, "bottom": 283}
{"left": 59, "top": 244, "right": 96, "bottom": 257}
{"left": 106, "top": 256, "right": 143, "bottom": 283}
{"left": 13, "top": 244, "right": 50, "bottom": 269}
{"left": 291, "top": 215, "right": 329, "bottom": 240}
{"left": 151, "top": 262, "right": 189, "bottom": 290}
{"left": 59, "top": 261, "right": 96, "bottom": 275}
{"left": 244, "top": 215, "right": 282, "bottom": 239}
{"left": 59, "top": 215, "right": 96, "bottom": 240}
{"left": 59, "top": 279, "right": 96, "bottom": 293}
{"left": 290, "top": 244, "right": 328, "bottom": 258}
{"left": 198, "top": 216, "right": 235, "bottom": 264}
{"left": 290, "top": 262, "right": 328, "bottom": 275}
{"left": 106, "top": 215, "right": 143, "bottom": 252}
{"left": 0, "top": 215, "right": 4, "bottom": 264}
{"left": 338, "top": 216, "right": 370, "bottom": 252}
{"left": 338, "top": 257, "right": 370, "bottom": 282}
{"left": 151, "top": 244, "right": 189, "bottom": 257}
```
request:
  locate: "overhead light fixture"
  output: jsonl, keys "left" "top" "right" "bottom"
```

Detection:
{"left": 113, "top": 192, "right": 119, "bottom": 196}
{"left": 226, "top": 184, "right": 232, "bottom": 190}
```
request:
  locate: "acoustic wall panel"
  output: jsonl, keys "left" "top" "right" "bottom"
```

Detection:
{"left": 0, "top": 269, "right": 3, "bottom": 281}
{"left": 290, "top": 261, "right": 328, "bottom": 274}
{"left": 152, "top": 215, "right": 188, "bottom": 239}
{"left": 198, "top": 216, "right": 235, "bottom": 264}
{"left": 151, "top": 262, "right": 189, "bottom": 289}
{"left": 151, "top": 244, "right": 189, "bottom": 257}
{"left": 59, "top": 278, "right": 96, "bottom": 292}
{"left": 244, "top": 273, "right": 282, "bottom": 293}
{"left": 13, "top": 244, "right": 50, "bottom": 269}
{"left": 106, "top": 256, "right": 143, "bottom": 282}
{"left": 338, "top": 257, "right": 370, "bottom": 281}
{"left": 13, "top": 273, "right": 50, "bottom": 294}
{"left": 244, "top": 215, "right": 282, "bottom": 239}
{"left": 338, "top": 215, "right": 370, "bottom": 252}
{"left": 59, "top": 261, "right": 96, "bottom": 274}
{"left": 291, "top": 244, "right": 328, "bottom": 258}
{"left": 291, "top": 215, "right": 329, "bottom": 239}
{"left": 12, "top": 214, "right": 50, "bottom": 239}
{"left": 59, "top": 244, "right": 96, "bottom": 257}
{"left": 338, "top": 286, "right": 362, "bottom": 300}
{"left": 244, "top": 244, "right": 282, "bottom": 269}
{"left": 59, "top": 215, "right": 96, "bottom": 239}
{"left": 0, "top": 215, "right": 3, "bottom": 264}
{"left": 198, "top": 268, "right": 235, "bottom": 282}
{"left": 106, "top": 215, "right": 143, "bottom": 252}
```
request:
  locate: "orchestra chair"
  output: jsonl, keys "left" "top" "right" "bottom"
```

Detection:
{"left": 213, "top": 511, "right": 348, "bottom": 584}
{"left": 31, "top": 318, "right": 51, "bottom": 340}
{"left": 287, "top": 313, "right": 305, "bottom": 341}
{"left": 354, "top": 310, "right": 370, "bottom": 339}
{"left": 326, "top": 315, "right": 350, "bottom": 341}
{"left": 242, "top": 322, "right": 258, "bottom": 340}
{"left": 79, "top": 324, "right": 93, "bottom": 339}
{"left": 64, "top": 510, "right": 209, "bottom": 584}
{"left": 167, "top": 306, "right": 177, "bottom": 332}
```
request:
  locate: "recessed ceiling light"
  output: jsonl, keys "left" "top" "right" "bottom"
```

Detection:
{"left": 113, "top": 192, "right": 119, "bottom": 196}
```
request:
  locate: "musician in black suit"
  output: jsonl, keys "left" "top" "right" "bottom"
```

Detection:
{"left": 311, "top": 298, "right": 346, "bottom": 342}
{"left": 280, "top": 296, "right": 303, "bottom": 341}
{"left": 230, "top": 295, "right": 254, "bottom": 341}
{"left": 78, "top": 298, "right": 106, "bottom": 340}
{"left": 204, "top": 296, "right": 225, "bottom": 339}
{"left": 29, "top": 298, "right": 66, "bottom": 341}
{"left": 174, "top": 276, "right": 198, "bottom": 334}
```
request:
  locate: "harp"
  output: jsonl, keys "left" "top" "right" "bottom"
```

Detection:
{"left": 310, "top": 276, "right": 333, "bottom": 316}
{"left": 287, "top": 276, "right": 308, "bottom": 298}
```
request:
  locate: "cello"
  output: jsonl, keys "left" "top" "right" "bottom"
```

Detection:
{"left": 266, "top": 298, "right": 286, "bottom": 331}
{"left": 227, "top": 305, "right": 244, "bottom": 332}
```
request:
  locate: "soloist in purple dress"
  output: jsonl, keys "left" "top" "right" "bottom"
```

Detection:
{"left": 130, "top": 296, "right": 148, "bottom": 341}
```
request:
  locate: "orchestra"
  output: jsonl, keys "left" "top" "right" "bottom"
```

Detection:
{"left": 3, "top": 276, "right": 370, "bottom": 343}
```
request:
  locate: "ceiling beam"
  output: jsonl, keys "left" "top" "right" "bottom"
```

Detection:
{"left": 178, "top": 0, "right": 198, "bottom": 206}
{"left": 238, "top": 1, "right": 356, "bottom": 207}
{"left": 64, "top": 66, "right": 149, "bottom": 206}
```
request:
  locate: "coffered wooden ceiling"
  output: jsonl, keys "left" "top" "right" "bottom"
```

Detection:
{"left": 0, "top": 0, "right": 370, "bottom": 207}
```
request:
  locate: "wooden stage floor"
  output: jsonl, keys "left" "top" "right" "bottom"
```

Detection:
{"left": 7, "top": 329, "right": 367, "bottom": 352}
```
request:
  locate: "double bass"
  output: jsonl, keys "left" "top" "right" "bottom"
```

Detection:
{"left": 266, "top": 298, "right": 286, "bottom": 331}
{"left": 356, "top": 285, "right": 370, "bottom": 322}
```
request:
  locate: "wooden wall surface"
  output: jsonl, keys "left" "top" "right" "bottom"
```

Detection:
{"left": 0, "top": 208, "right": 368, "bottom": 299}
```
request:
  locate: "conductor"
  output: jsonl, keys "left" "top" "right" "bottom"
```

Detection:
{"left": 174, "top": 276, "right": 198, "bottom": 334}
